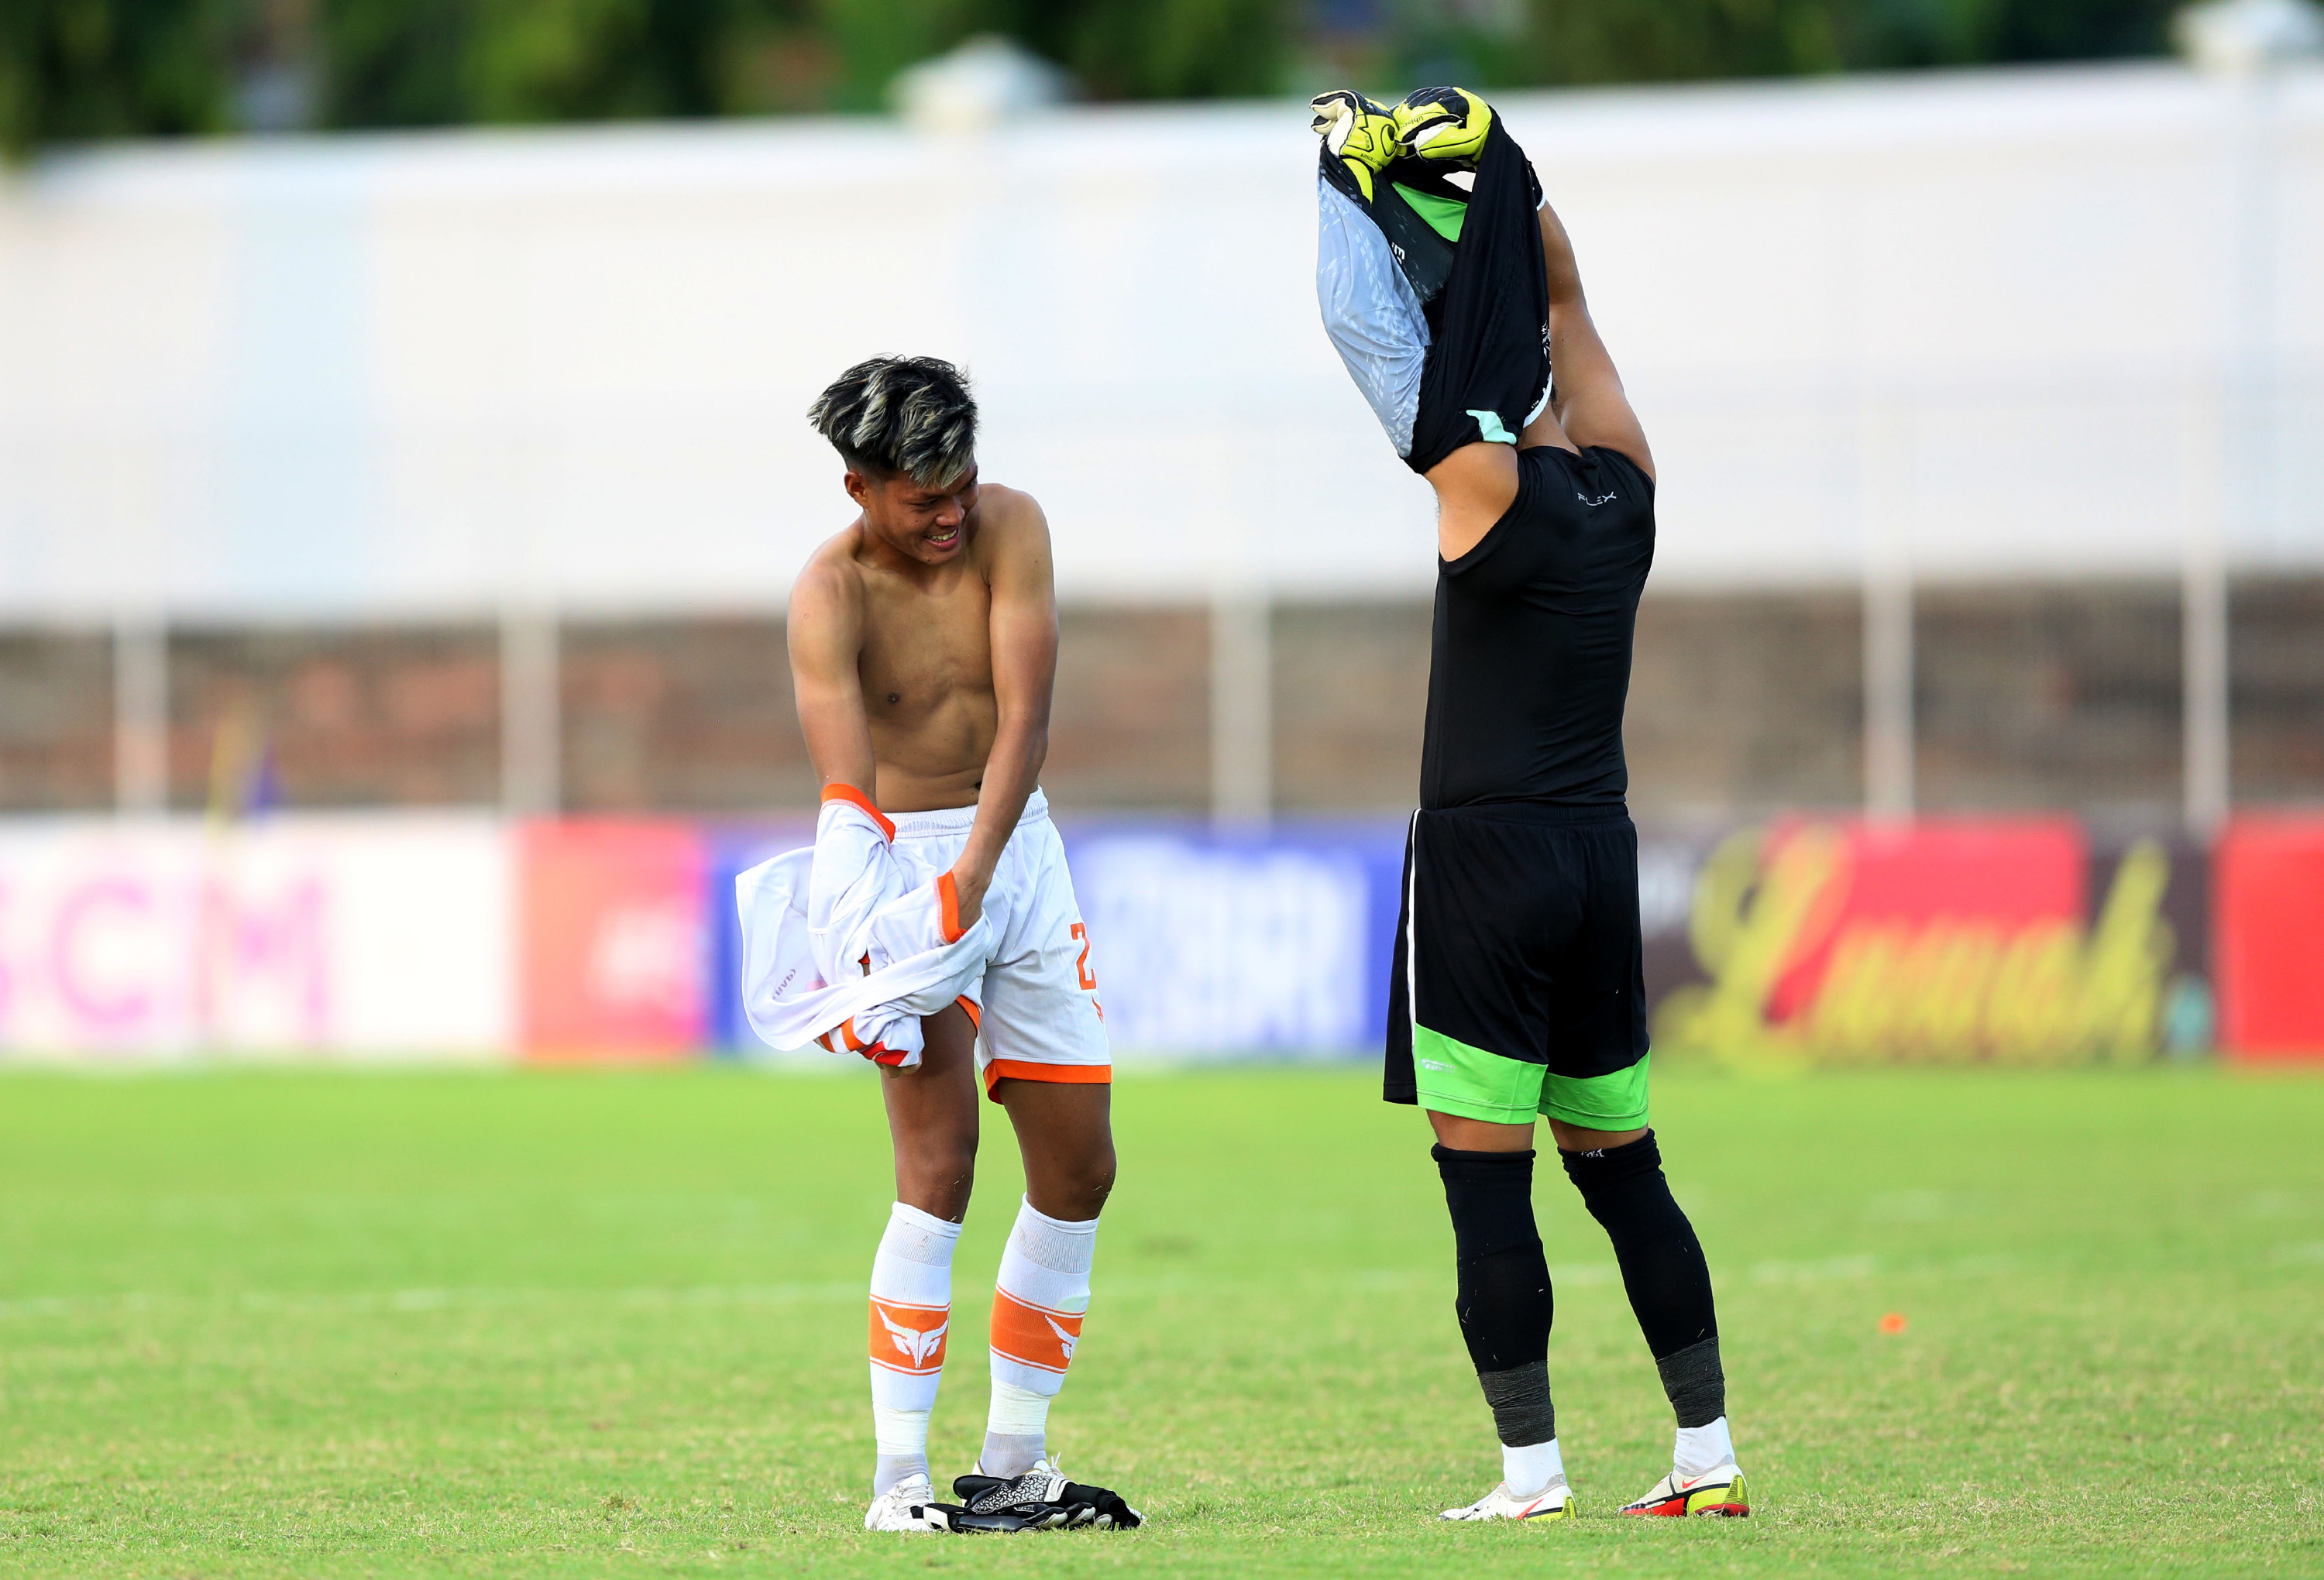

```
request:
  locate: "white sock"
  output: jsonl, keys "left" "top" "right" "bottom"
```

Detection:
{"left": 987, "top": 1378, "right": 1050, "bottom": 1437}
{"left": 984, "top": 1197, "right": 1097, "bottom": 1476}
{"left": 868, "top": 1201, "right": 960, "bottom": 1496}
{"left": 1675, "top": 1416, "right": 1735, "bottom": 1479}
{"left": 1502, "top": 1437, "right": 1565, "bottom": 1499}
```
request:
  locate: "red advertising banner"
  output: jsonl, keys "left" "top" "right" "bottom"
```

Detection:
{"left": 2216, "top": 816, "right": 2324, "bottom": 1060}
{"left": 518, "top": 820, "right": 707, "bottom": 1060}
{"left": 1650, "top": 818, "right": 2198, "bottom": 1068}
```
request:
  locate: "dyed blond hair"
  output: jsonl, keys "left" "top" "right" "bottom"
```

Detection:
{"left": 806, "top": 356, "right": 978, "bottom": 487}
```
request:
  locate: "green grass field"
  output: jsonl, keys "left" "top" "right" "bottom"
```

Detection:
{"left": 1, "top": 1064, "right": 2319, "bottom": 1578}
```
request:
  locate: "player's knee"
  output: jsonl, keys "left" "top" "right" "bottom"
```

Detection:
{"left": 899, "top": 1138, "right": 978, "bottom": 1218}
{"left": 1037, "top": 1143, "right": 1114, "bottom": 1221}
{"left": 1079, "top": 1145, "right": 1118, "bottom": 1211}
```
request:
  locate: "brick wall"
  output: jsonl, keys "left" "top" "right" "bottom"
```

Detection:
{"left": 1629, "top": 590, "right": 1865, "bottom": 817}
{"left": 2233, "top": 579, "right": 2324, "bottom": 803}
{"left": 1047, "top": 607, "right": 1212, "bottom": 811}
{"left": 0, "top": 630, "right": 112, "bottom": 809}
{"left": 556, "top": 608, "right": 1214, "bottom": 815}
{"left": 1917, "top": 582, "right": 2184, "bottom": 818}
{"left": 1270, "top": 589, "right": 1870, "bottom": 819}
{"left": 0, "top": 579, "right": 2314, "bottom": 817}
{"left": 562, "top": 619, "right": 807, "bottom": 813}
{"left": 168, "top": 625, "right": 500, "bottom": 809}
{"left": 1273, "top": 601, "right": 1431, "bottom": 812}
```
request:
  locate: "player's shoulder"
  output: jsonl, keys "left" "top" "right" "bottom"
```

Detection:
{"left": 971, "top": 482, "right": 1048, "bottom": 535}
{"left": 968, "top": 483, "right": 1054, "bottom": 566}
{"left": 789, "top": 524, "right": 870, "bottom": 617}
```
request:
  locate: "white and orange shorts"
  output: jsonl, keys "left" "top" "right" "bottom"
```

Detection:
{"left": 889, "top": 789, "right": 1110, "bottom": 1099}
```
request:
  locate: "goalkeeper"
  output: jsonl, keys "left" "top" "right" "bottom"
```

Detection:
{"left": 1312, "top": 87, "right": 1750, "bottom": 1523}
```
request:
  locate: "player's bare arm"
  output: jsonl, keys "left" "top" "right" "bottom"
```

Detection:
{"left": 930, "top": 486, "right": 1057, "bottom": 931}
{"left": 1427, "top": 198, "right": 1655, "bottom": 562}
{"left": 787, "top": 544, "right": 878, "bottom": 795}
{"left": 1531, "top": 200, "right": 1653, "bottom": 477}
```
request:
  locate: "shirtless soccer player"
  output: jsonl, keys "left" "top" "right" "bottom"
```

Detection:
{"left": 1312, "top": 89, "right": 1748, "bottom": 1522}
{"left": 788, "top": 356, "right": 1138, "bottom": 1534}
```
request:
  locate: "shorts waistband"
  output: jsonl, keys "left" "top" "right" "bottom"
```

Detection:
{"left": 1418, "top": 799, "right": 1631, "bottom": 829}
{"left": 888, "top": 788, "right": 1050, "bottom": 840}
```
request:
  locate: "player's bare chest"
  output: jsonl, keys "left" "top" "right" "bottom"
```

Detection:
{"left": 857, "top": 572, "right": 992, "bottom": 693}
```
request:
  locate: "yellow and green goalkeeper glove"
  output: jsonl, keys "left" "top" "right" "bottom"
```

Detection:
{"left": 1309, "top": 89, "right": 1399, "bottom": 201}
{"left": 1394, "top": 85, "right": 1494, "bottom": 169}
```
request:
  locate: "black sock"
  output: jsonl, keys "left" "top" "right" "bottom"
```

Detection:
{"left": 1559, "top": 1130, "right": 1725, "bottom": 1427}
{"left": 1433, "top": 1144, "right": 1556, "bottom": 1446}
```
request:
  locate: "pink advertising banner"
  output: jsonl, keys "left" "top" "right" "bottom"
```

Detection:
{"left": 0, "top": 816, "right": 512, "bottom": 1059}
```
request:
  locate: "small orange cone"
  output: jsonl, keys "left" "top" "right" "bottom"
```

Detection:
{"left": 1879, "top": 1312, "right": 1908, "bottom": 1334}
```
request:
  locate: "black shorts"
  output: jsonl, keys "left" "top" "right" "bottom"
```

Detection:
{"left": 1384, "top": 805, "right": 1650, "bottom": 1128}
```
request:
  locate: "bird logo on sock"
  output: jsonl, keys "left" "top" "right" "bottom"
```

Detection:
{"left": 1045, "top": 1315, "right": 1078, "bottom": 1362}
{"left": 878, "top": 1307, "right": 948, "bottom": 1367}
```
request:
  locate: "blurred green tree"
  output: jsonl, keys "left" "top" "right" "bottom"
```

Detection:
{"left": 315, "top": 0, "right": 966, "bottom": 125}
{"left": 319, "top": 0, "right": 791, "bottom": 125}
{"left": 976, "top": 0, "right": 1297, "bottom": 99}
{"left": 1, "top": 0, "right": 236, "bottom": 156}
{"left": 0, "top": 0, "right": 2192, "bottom": 154}
{"left": 813, "top": 0, "right": 961, "bottom": 111}
{"left": 1503, "top": 0, "right": 2178, "bottom": 86}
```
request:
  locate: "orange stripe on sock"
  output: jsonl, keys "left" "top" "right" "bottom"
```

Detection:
{"left": 820, "top": 783, "right": 896, "bottom": 842}
{"left": 989, "top": 1288, "right": 1081, "bottom": 1375}
{"left": 869, "top": 1297, "right": 949, "bottom": 1374}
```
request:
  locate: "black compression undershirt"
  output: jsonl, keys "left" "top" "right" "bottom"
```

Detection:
{"left": 1418, "top": 444, "right": 1655, "bottom": 812}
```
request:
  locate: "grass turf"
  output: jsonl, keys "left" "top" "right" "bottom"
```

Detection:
{"left": 0, "top": 1064, "right": 2319, "bottom": 1578}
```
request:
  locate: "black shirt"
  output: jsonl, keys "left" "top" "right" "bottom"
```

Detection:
{"left": 1418, "top": 444, "right": 1655, "bottom": 812}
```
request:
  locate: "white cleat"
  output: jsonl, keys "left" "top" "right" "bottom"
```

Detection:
{"left": 864, "top": 1472, "right": 943, "bottom": 1532}
{"left": 1439, "top": 1478, "right": 1576, "bottom": 1521}
{"left": 1619, "top": 1463, "right": 1751, "bottom": 1517}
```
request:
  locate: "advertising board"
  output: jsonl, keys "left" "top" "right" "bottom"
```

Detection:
{"left": 1644, "top": 819, "right": 2212, "bottom": 1069}
{"left": 517, "top": 820, "right": 709, "bottom": 1060}
{"left": 1064, "top": 824, "right": 1404, "bottom": 1058}
{"left": 0, "top": 815, "right": 511, "bottom": 1059}
{"left": 2215, "top": 816, "right": 2324, "bottom": 1060}
{"left": 0, "top": 808, "right": 2297, "bottom": 1066}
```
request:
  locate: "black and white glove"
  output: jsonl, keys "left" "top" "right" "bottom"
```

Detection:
{"left": 920, "top": 1467, "right": 1143, "bottom": 1532}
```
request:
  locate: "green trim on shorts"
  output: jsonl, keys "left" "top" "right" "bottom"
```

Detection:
{"left": 1413, "top": 1024, "right": 1650, "bottom": 1129}
{"left": 1412, "top": 1025, "right": 1540, "bottom": 1122}
{"left": 1539, "top": 1056, "right": 1651, "bottom": 1130}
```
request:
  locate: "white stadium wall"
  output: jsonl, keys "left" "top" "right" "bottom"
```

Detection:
{"left": 0, "top": 62, "right": 2319, "bottom": 621}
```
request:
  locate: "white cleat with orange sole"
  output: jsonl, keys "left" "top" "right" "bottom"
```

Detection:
{"left": 1439, "top": 1479, "right": 1576, "bottom": 1522}
{"left": 1619, "top": 1464, "right": 1751, "bottom": 1518}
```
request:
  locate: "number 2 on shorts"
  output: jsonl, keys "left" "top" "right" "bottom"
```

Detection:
{"left": 1070, "top": 922, "right": 1098, "bottom": 991}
